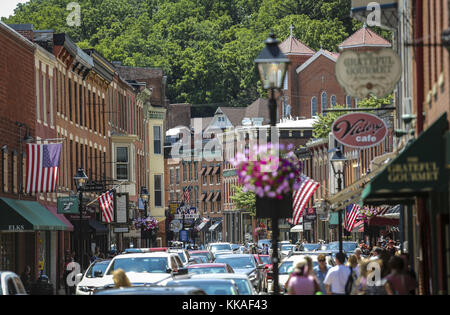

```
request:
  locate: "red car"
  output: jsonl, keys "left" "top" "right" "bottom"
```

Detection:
{"left": 188, "top": 250, "right": 214, "bottom": 263}
{"left": 186, "top": 263, "right": 234, "bottom": 275}
{"left": 254, "top": 254, "right": 272, "bottom": 290}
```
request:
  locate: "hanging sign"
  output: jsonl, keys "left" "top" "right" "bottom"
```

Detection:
{"left": 332, "top": 112, "right": 388, "bottom": 148}
{"left": 335, "top": 48, "right": 401, "bottom": 99}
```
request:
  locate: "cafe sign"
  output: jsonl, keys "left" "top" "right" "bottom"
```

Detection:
{"left": 332, "top": 112, "right": 388, "bottom": 148}
{"left": 335, "top": 48, "right": 401, "bottom": 99}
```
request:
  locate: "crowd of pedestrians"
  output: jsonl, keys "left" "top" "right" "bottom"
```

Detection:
{"left": 285, "top": 240, "right": 417, "bottom": 295}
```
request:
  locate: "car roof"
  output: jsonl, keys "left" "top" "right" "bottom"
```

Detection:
{"left": 112, "top": 252, "right": 175, "bottom": 259}
{"left": 191, "top": 273, "right": 249, "bottom": 280}
{"left": 187, "top": 263, "right": 227, "bottom": 268}
{"left": 94, "top": 286, "right": 206, "bottom": 295}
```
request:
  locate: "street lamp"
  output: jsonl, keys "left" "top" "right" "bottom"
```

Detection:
{"left": 254, "top": 32, "right": 290, "bottom": 295}
{"left": 140, "top": 186, "right": 150, "bottom": 247}
{"left": 74, "top": 168, "right": 88, "bottom": 268}
{"left": 330, "top": 147, "right": 347, "bottom": 255}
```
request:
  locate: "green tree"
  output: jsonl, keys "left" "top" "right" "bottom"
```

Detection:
{"left": 230, "top": 185, "right": 256, "bottom": 217}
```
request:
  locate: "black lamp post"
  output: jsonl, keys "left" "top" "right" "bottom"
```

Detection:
{"left": 74, "top": 168, "right": 88, "bottom": 268}
{"left": 140, "top": 186, "right": 150, "bottom": 247}
{"left": 330, "top": 147, "right": 347, "bottom": 255}
{"left": 254, "top": 32, "right": 290, "bottom": 295}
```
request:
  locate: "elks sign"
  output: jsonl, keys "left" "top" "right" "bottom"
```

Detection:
{"left": 332, "top": 113, "right": 388, "bottom": 148}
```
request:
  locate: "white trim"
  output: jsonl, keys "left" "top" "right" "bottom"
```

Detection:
{"left": 296, "top": 49, "right": 338, "bottom": 74}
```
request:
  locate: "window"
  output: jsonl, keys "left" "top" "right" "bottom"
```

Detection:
{"left": 183, "top": 163, "right": 187, "bottom": 182}
{"left": 153, "top": 126, "right": 161, "bottom": 154}
{"left": 154, "top": 175, "right": 162, "bottom": 207}
{"left": 170, "top": 168, "right": 174, "bottom": 185}
{"left": 321, "top": 91, "right": 327, "bottom": 114}
{"left": 116, "top": 147, "right": 129, "bottom": 180}
{"left": 2, "top": 148, "right": 8, "bottom": 192}
{"left": 68, "top": 78, "right": 72, "bottom": 121}
{"left": 283, "top": 72, "right": 288, "bottom": 90}
{"left": 311, "top": 97, "right": 318, "bottom": 117}
{"left": 189, "top": 162, "right": 192, "bottom": 181}
{"left": 194, "top": 162, "right": 198, "bottom": 180}
{"left": 331, "top": 95, "right": 337, "bottom": 107}
{"left": 176, "top": 168, "right": 180, "bottom": 184}
{"left": 346, "top": 95, "right": 352, "bottom": 107}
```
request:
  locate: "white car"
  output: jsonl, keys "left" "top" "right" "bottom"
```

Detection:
{"left": 208, "top": 243, "right": 233, "bottom": 254}
{"left": 75, "top": 259, "right": 112, "bottom": 295}
{"left": 191, "top": 273, "right": 257, "bottom": 295}
{"left": 0, "top": 271, "right": 27, "bottom": 295}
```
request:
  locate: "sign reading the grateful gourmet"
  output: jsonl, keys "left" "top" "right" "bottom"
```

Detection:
{"left": 335, "top": 48, "right": 402, "bottom": 99}
{"left": 332, "top": 112, "right": 388, "bottom": 148}
{"left": 387, "top": 157, "right": 439, "bottom": 183}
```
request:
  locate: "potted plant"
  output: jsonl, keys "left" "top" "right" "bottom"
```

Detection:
{"left": 231, "top": 143, "right": 303, "bottom": 218}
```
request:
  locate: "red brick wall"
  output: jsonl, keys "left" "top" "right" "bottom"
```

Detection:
{"left": 297, "top": 54, "right": 348, "bottom": 118}
{"left": 0, "top": 26, "right": 35, "bottom": 199}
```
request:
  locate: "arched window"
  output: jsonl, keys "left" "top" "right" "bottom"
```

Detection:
{"left": 346, "top": 95, "right": 352, "bottom": 107}
{"left": 331, "top": 95, "right": 337, "bottom": 107}
{"left": 311, "top": 97, "right": 318, "bottom": 117}
{"left": 321, "top": 91, "right": 327, "bottom": 115}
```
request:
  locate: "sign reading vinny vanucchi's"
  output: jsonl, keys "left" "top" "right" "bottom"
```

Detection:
{"left": 332, "top": 112, "right": 388, "bottom": 148}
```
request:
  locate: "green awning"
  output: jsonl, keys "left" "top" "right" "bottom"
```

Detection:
{"left": 0, "top": 197, "right": 69, "bottom": 231}
{"left": 361, "top": 113, "right": 448, "bottom": 206}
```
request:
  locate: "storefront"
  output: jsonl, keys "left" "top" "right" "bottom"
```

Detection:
{"left": 0, "top": 197, "right": 72, "bottom": 293}
{"left": 361, "top": 113, "right": 449, "bottom": 295}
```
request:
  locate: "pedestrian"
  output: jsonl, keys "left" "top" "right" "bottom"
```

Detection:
{"left": 363, "top": 259, "right": 387, "bottom": 295}
{"left": 304, "top": 256, "right": 315, "bottom": 277}
{"left": 112, "top": 269, "right": 131, "bottom": 288}
{"left": 64, "top": 250, "right": 75, "bottom": 295}
{"left": 347, "top": 254, "right": 360, "bottom": 278}
{"left": 370, "top": 247, "right": 382, "bottom": 260}
{"left": 354, "top": 248, "right": 363, "bottom": 263}
{"left": 263, "top": 244, "right": 269, "bottom": 255}
{"left": 384, "top": 256, "right": 417, "bottom": 295}
{"left": 385, "top": 240, "right": 397, "bottom": 257}
{"left": 323, "top": 252, "right": 350, "bottom": 295}
{"left": 20, "top": 265, "right": 33, "bottom": 294}
{"left": 286, "top": 261, "right": 321, "bottom": 295}
{"left": 313, "top": 254, "right": 329, "bottom": 294}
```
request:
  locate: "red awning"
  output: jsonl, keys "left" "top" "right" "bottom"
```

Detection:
{"left": 368, "top": 217, "right": 399, "bottom": 226}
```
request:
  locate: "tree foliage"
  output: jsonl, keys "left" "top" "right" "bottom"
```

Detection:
{"left": 2, "top": 0, "right": 365, "bottom": 107}
{"left": 230, "top": 185, "right": 256, "bottom": 217}
{"left": 312, "top": 94, "right": 394, "bottom": 139}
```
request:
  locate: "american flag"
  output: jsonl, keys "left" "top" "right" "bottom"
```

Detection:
{"left": 344, "top": 204, "right": 360, "bottom": 232}
{"left": 99, "top": 190, "right": 115, "bottom": 223}
{"left": 25, "top": 143, "right": 62, "bottom": 194}
{"left": 184, "top": 186, "right": 191, "bottom": 205}
{"left": 288, "top": 176, "right": 319, "bottom": 225}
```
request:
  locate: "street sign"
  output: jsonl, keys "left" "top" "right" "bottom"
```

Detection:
{"left": 179, "top": 230, "right": 189, "bottom": 242}
{"left": 57, "top": 196, "right": 79, "bottom": 214}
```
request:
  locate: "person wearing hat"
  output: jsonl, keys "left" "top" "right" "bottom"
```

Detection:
{"left": 386, "top": 240, "right": 396, "bottom": 256}
{"left": 286, "top": 260, "right": 320, "bottom": 295}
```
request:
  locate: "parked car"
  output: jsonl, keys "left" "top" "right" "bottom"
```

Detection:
{"left": 75, "top": 259, "right": 112, "bottom": 295}
{"left": 231, "top": 244, "right": 241, "bottom": 253}
{"left": 191, "top": 273, "right": 257, "bottom": 295}
{"left": 213, "top": 251, "right": 234, "bottom": 260}
{"left": 165, "top": 278, "right": 240, "bottom": 295}
{"left": 302, "top": 243, "right": 321, "bottom": 252}
{"left": 94, "top": 285, "right": 207, "bottom": 295}
{"left": 280, "top": 244, "right": 296, "bottom": 259}
{"left": 188, "top": 250, "right": 214, "bottom": 263}
{"left": 188, "top": 257, "right": 204, "bottom": 265}
{"left": 0, "top": 271, "right": 27, "bottom": 295}
{"left": 186, "top": 263, "right": 234, "bottom": 274}
{"left": 208, "top": 242, "right": 233, "bottom": 254}
{"left": 214, "top": 254, "right": 266, "bottom": 292}
{"left": 325, "top": 241, "right": 359, "bottom": 254}
{"left": 93, "top": 252, "right": 188, "bottom": 291}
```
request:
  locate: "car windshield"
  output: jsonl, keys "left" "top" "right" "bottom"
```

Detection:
{"left": 215, "top": 257, "right": 255, "bottom": 269}
{"left": 259, "top": 256, "right": 271, "bottom": 264}
{"left": 211, "top": 244, "right": 232, "bottom": 251}
{"left": 168, "top": 281, "right": 238, "bottom": 295}
{"left": 326, "top": 242, "right": 358, "bottom": 252}
{"left": 177, "top": 252, "right": 186, "bottom": 263}
{"left": 233, "top": 279, "right": 252, "bottom": 295}
{"left": 303, "top": 244, "right": 320, "bottom": 251}
{"left": 107, "top": 257, "right": 168, "bottom": 274}
{"left": 190, "top": 252, "right": 211, "bottom": 262}
{"left": 86, "top": 260, "right": 110, "bottom": 278}
{"left": 279, "top": 261, "right": 294, "bottom": 274}
{"left": 188, "top": 267, "right": 227, "bottom": 274}
{"left": 281, "top": 245, "right": 294, "bottom": 251}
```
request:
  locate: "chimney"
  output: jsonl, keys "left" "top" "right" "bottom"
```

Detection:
{"left": 8, "top": 24, "right": 34, "bottom": 42}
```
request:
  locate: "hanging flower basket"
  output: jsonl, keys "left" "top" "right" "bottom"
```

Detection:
{"left": 231, "top": 143, "right": 303, "bottom": 218}
{"left": 133, "top": 216, "right": 158, "bottom": 231}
